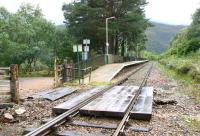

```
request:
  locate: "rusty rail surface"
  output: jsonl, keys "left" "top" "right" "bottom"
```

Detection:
{"left": 25, "top": 62, "right": 148, "bottom": 136}
{"left": 112, "top": 63, "right": 153, "bottom": 136}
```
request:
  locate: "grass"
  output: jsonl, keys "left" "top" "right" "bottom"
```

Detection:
{"left": 158, "top": 63, "right": 200, "bottom": 104}
{"left": 88, "top": 81, "right": 112, "bottom": 86}
{"left": 159, "top": 52, "right": 200, "bottom": 82}
{"left": 182, "top": 115, "right": 200, "bottom": 133}
{"left": 159, "top": 63, "right": 200, "bottom": 133}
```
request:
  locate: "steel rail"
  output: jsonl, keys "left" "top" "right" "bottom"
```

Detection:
{"left": 25, "top": 62, "right": 148, "bottom": 136}
{"left": 112, "top": 63, "right": 153, "bottom": 136}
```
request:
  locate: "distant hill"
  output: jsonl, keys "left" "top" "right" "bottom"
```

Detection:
{"left": 56, "top": 25, "right": 66, "bottom": 30}
{"left": 146, "top": 22, "right": 186, "bottom": 54}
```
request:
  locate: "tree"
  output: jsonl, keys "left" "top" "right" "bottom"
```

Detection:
{"left": 62, "top": 0, "right": 149, "bottom": 57}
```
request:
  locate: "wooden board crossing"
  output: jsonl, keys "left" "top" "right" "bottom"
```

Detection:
{"left": 53, "top": 86, "right": 107, "bottom": 114}
{"left": 31, "top": 87, "right": 76, "bottom": 101}
{"left": 53, "top": 86, "right": 153, "bottom": 119}
{"left": 79, "top": 86, "right": 139, "bottom": 117}
{"left": 130, "top": 87, "right": 153, "bottom": 120}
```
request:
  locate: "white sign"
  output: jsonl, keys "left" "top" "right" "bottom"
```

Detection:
{"left": 83, "top": 39, "right": 90, "bottom": 45}
{"left": 82, "top": 52, "right": 88, "bottom": 61}
{"left": 84, "top": 46, "right": 89, "bottom": 52}
{"left": 73, "top": 44, "right": 82, "bottom": 52}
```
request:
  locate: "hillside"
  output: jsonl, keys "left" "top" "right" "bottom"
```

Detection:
{"left": 146, "top": 22, "right": 186, "bottom": 54}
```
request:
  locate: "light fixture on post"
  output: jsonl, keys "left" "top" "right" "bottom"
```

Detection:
{"left": 105, "top": 16, "right": 115, "bottom": 64}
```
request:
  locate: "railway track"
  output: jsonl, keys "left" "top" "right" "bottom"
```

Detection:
{"left": 25, "top": 62, "right": 152, "bottom": 136}
{"left": 113, "top": 63, "right": 153, "bottom": 136}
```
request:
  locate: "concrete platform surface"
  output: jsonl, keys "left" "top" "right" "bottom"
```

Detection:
{"left": 130, "top": 87, "right": 153, "bottom": 120}
{"left": 90, "top": 61, "right": 147, "bottom": 82}
{"left": 53, "top": 86, "right": 107, "bottom": 114}
{"left": 80, "top": 86, "right": 139, "bottom": 117}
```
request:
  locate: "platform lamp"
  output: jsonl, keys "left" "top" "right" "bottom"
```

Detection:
{"left": 105, "top": 16, "right": 116, "bottom": 64}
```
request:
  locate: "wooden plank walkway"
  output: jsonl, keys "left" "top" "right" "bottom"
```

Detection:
{"left": 53, "top": 86, "right": 153, "bottom": 119}
{"left": 53, "top": 86, "right": 107, "bottom": 114}
{"left": 130, "top": 87, "right": 153, "bottom": 120}
{"left": 89, "top": 61, "right": 147, "bottom": 82}
{"left": 79, "top": 86, "right": 138, "bottom": 117}
{"left": 30, "top": 87, "right": 76, "bottom": 101}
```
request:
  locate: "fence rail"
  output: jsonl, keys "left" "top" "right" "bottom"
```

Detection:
{"left": 0, "top": 64, "right": 19, "bottom": 103}
{"left": 54, "top": 55, "right": 124, "bottom": 85}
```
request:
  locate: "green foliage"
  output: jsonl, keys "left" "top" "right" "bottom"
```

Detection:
{"left": 0, "top": 4, "right": 75, "bottom": 74}
{"left": 159, "top": 50, "right": 200, "bottom": 82}
{"left": 140, "top": 50, "right": 158, "bottom": 60}
{"left": 162, "top": 7, "right": 200, "bottom": 57}
{"left": 159, "top": 7, "right": 200, "bottom": 82}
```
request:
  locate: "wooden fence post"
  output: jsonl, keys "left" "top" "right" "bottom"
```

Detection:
{"left": 61, "top": 60, "right": 75, "bottom": 83}
{"left": 62, "top": 60, "right": 67, "bottom": 83}
{"left": 10, "top": 64, "right": 19, "bottom": 103}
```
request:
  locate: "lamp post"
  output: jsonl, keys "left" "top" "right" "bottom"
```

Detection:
{"left": 105, "top": 16, "right": 115, "bottom": 64}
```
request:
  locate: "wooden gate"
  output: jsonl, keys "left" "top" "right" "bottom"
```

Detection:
{"left": 54, "top": 58, "right": 75, "bottom": 87}
{"left": 0, "top": 64, "right": 19, "bottom": 103}
{"left": 62, "top": 60, "right": 74, "bottom": 83}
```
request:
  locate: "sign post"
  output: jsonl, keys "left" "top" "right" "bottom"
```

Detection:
{"left": 83, "top": 39, "right": 90, "bottom": 68}
{"left": 73, "top": 44, "right": 82, "bottom": 84}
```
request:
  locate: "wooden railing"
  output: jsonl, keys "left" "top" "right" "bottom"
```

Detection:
{"left": 61, "top": 61, "right": 92, "bottom": 84}
{"left": 54, "top": 55, "right": 124, "bottom": 85}
{"left": 0, "top": 64, "right": 19, "bottom": 103}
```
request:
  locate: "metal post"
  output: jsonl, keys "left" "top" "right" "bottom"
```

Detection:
{"left": 85, "top": 42, "right": 87, "bottom": 69}
{"left": 137, "top": 44, "right": 139, "bottom": 59}
{"left": 105, "top": 18, "right": 108, "bottom": 64}
{"left": 105, "top": 17, "right": 115, "bottom": 64}
{"left": 106, "top": 18, "right": 109, "bottom": 55}
{"left": 77, "top": 45, "right": 80, "bottom": 84}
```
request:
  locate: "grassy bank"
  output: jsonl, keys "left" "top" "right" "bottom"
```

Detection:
{"left": 159, "top": 51, "right": 200, "bottom": 83}
{"left": 158, "top": 63, "right": 200, "bottom": 104}
{"left": 159, "top": 63, "right": 200, "bottom": 133}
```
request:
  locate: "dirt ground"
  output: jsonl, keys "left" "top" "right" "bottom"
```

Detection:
{"left": 19, "top": 77, "right": 54, "bottom": 98}
{"left": 0, "top": 63, "right": 200, "bottom": 136}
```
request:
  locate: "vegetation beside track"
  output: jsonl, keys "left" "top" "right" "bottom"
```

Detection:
{"left": 158, "top": 64, "right": 200, "bottom": 104}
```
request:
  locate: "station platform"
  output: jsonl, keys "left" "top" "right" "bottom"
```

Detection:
{"left": 89, "top": 60, "right": 147, "bottom": 83}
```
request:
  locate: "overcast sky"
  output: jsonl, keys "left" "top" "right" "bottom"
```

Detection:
{"left": 0, "top": 0, "right": 200, "bottom": 25}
